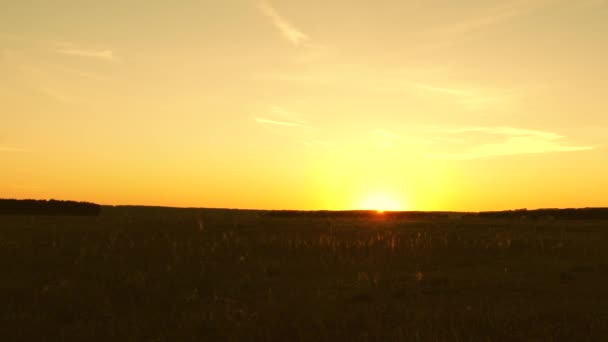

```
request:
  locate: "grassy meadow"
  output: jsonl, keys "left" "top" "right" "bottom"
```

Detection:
{"left": 2, "top": 206, "right": 608, "bottom": 341}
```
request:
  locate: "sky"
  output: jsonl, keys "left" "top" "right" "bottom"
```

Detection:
{"left": 1, "top": 0, "right": 607, "bottom": 211}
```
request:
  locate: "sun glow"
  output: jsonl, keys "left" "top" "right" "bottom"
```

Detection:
{"left": 359, "top": 192, "right": 406, "bottom": 213}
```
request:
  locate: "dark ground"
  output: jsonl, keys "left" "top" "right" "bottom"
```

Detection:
{"left": 2, "top": 206, "right": 608, "bottom": 341}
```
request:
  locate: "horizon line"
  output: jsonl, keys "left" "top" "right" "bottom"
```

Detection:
{"left": 1, "top": 198, "right": 605, "bottom": 214}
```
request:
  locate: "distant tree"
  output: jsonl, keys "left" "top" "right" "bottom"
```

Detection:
{"left": 0, "top": 199, "right": 101, "bottom": 216}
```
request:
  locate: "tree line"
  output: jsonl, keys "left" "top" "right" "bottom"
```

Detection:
{"left": 476, "top": 208, "right": 608, "bottom": 220}
{"left": 263, "top": 208, "right": 608, "bottom": 220}
{"left": 0, "top": 199, "right": 101, "bottom": 216}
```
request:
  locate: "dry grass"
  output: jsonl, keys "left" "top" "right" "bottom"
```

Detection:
{"left": 1, "top": 207, "right": 608, "bottom": 341}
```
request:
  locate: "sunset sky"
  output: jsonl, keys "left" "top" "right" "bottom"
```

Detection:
{"left": 1, "top": 0, "right": 607, "bottom": 211}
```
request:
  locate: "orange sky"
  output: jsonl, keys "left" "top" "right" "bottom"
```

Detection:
{"left": 1, "top": 1, "right": 607, "bottom": 211}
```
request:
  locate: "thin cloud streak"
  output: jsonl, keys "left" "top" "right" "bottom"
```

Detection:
{"left": 55, "top": 48, "right": 118, "bottom": 62}
{"left": 254, "top": 117, "right": 306, "bottom": 128}
{"left": 438, "top": 0, "right": 553, "bottom": 36}
{"left": 417, "top": 0, "right": 555, "bottom": 52}
{"left": 253, "top": 67, "right": 504, "bottom": 112}
{"left": 255, "top": 106, "right": 309, "bottom": 129}
{"left": 407, "top": 82, "right": 471, "bottom": 96}
{"left": 254, "top": 106, "right": 334, "bottom": 148}
{"left": 257, "top": 1, "right": 309, "bottom": 46}
{"left": 400, "top": 81, "right": 519, "bottom": 111}
{"left": 433, "top": 4, "right": 523, "bottom": 37}
{"left": 426, "top": 126, "right": 594, "bottom": 160}
{"left": 444, "top": 127, "right": 561, "bottom": 139}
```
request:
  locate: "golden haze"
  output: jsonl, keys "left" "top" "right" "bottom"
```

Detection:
{"left": 1, "top": 1, "right": 607, "bottom": 210}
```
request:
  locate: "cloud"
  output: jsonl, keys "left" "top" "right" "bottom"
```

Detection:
{"left": 418, "top": 0, "right": 555, "bottom": 51}
{"left": 426, "top": 126, "right": 594, "bottom": 160}
{"left": 433, "top": 4, "right": 525, "bottom": 37}
{"left": 255, "top": 106, "right": 308, "bottom": 129}
{"left": 253, "top": 64, "right": 514, "bottom": 112}
{"left": 254, "top": 106, "right": 334, "bottom": 148}
{"left": 396, "top": 80, "right": 519, "bottom": 111}
{"left": 257, "top": 1, "right": 309, "bottom": 46}
{"left": 254, "top": 117, "right": 306, "bottom": 128}
{"left": 406, "top": 82, "right": 471, "bottom": 96}
{"left": 55, "top": 47, "right": 118, "bottom": 62}
{"left": 443, "top": 127, "right": 560, "bottom": 139}
{"left": 0, "top": 36, "right": 118, "bottom": 61}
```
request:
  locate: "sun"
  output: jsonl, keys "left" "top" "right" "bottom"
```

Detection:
{"left": 359, "top": 193, "right": 405, "bottom": 213}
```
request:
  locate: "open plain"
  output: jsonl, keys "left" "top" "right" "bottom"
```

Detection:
{"left": 2, "top": 207, "right": 608, "bottom": 341}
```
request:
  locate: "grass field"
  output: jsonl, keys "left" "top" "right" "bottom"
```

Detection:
{"left": 2, "top": 206, "right": 608, "bottom": 341}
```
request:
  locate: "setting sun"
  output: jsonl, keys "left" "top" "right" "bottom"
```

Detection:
{"left": 359, "top": 193, "right": 406, "bottom": 212}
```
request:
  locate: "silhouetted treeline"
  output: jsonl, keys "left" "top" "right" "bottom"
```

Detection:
{"left": 263, "top": 210, "right": 362, "bottom": 218}
{"left": 263, "top": 210, "right": 450, "bottom": 219}
{"left": 262, "top": 208, "right": 608, "bottom": 220}
{"left": 0, "top": 199, "right": 101, "bottom": 216}
{"left": 476, "top": 208, "right": 608, "bottom": 220}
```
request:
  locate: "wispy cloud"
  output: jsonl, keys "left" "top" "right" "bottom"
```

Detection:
{"left": 392, "top": 80, "right": 519, "bottom": 112}
{"left": 254, "top": 106, "right": 334, "bottom": 148}
{"left": 432, "top": 3, "right": 525, "bottom": 37}
{"left": 439, "top": 127, "right": 559, "bottom": 139}
{"left": 254, "top": 106, "right": 309, "bottom": 129}
{"left": 475, "top": 0, "right": 554, "bottom": 34}
{"left": 255, "top": 117, "right": 306, "bottom": 128}
{"left": 56, "top": 48, "right": 117, "bottom": 61}
{"left": 406, "top": 82, "right": 471, "bottom": 96}
{"left": 418, "top": 0, "right": 554, "bottom": 51}
{"left": 426, "top": 126, "right": 594, "bottom": 160}
{"left": 257, "top": 1, "right": 309, "bottom": 46}
{"left": 0, "top": 36, "right": 118, "bottom": 62}
{"left": 54, "top": 43, "right": 119, "bottom": 62}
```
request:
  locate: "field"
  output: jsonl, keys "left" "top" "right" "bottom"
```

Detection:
{"left": 2, "top": 206, "right": 608, "bottom": 341}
